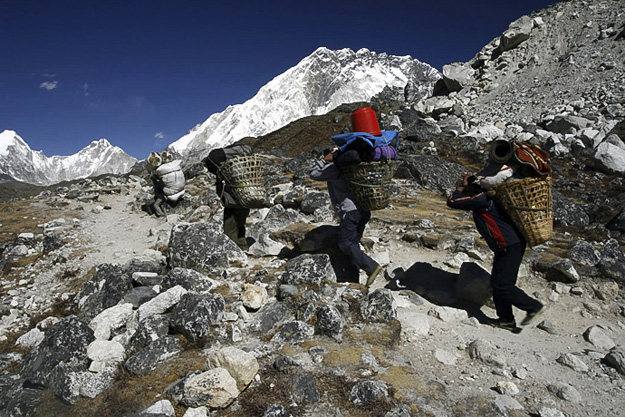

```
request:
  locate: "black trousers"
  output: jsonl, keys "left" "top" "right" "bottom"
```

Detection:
{"left": 491, "top": 241, "right": 542, "bottom": 322}
{"left": 224, "top": 207, "right": 250, "bottom": 250}
{"left": 338, "top": 210, "right": 379, "bottom": 277}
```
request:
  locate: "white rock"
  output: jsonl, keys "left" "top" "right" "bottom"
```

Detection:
{"left": 182, "top": 368, "right": 239, "bottom": 409}
{"left": 89, "top": 303, "right": 134, "bottom": 340}
{"left": 141, "top": 400, "right": 175, "bottom": 417}
{"left": 87, "top": 339, "right": 126, "bottom": 368}
{"left": 205, "top": 346, "right": 259, "bottom": 390}
{"left": 15, "top": 328, "right": 44, "bottom": 348}
{"left": 183, "top": 407, "right": 209, "bottom": 417}
{"left": 496, "top": 381, "right": 520, "bottom": 396}
{"left": 583, "top": 326, "right": 616, "bottom": 350}
{"left": 434, "top": 349, "right": 457, "bottom": 365}
{"left": 397, "top": 310, "right": 430, "bottom": 341}
{"left": 137, "top": 285, "right": 187, "bottom": 321}
{"left": 429, "top": 306, "right": 469, "bottom": 322}
{"left": 242, "top": 284, "right": 268, "bottom": 310}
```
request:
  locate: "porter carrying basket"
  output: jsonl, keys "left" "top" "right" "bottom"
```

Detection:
{"left": 341, "top": 161, "right": 395, "bottom": 211}
{"left": 217, "top": 155, "right": 266, "bottom": 208}
{"left": 493, "top": 176, "right": 553, "bottom": 247}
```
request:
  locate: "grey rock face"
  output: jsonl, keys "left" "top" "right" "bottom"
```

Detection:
{"left": 124, "top": 286, "right": 158, "bottom": 308}
{"left": 592, "top": 141, "right": 625, "bottom": 175}
{"left": 598, "top": 239, "right": 625, "bottom": 283}
{"left": 442, "top": 63, "right": 475, "bottom": 92}
{"left": 163, "top": 267, "right": 215, "bottom": 293}
{"left": 468, "top": 339, "right": 507, "bottom": 368}
{"left": 603, "top": 349, "right": 625, "bottom": 375}
{"left": 181, "top": 368, "right": 239, "bottom": 409}
{"left": 607, "top": 209, "right": 625, "bottom": 234}
{"left": 348, "top": 380, "right": 389, "bottom": 404}
{"left": 568, "top": 240, "right": 601, "bottom": 266}
{"left": 170, "top": 293, "right": 225, "bottom": 342}
{"left": 316, "top": 304, "right": 346, "bottom": 340}
{"left": 168, "top": 222, "right": 246, "bottom": 273}
{"left": 398, "top": 155, "right": 466, "bottom": 194}
{"left": 124, "top": 336, "right": 181, "bottom": 376}
{"left": 282, "top": 253, "right": 337, "bottom": 286}
{"left": 247, "top": 302, "right": 291, "bottom": 334}
{"left": 360, "top": 289, "right": 397, "bottom": 322}
{"left": 21, "top": 316, "right": 95, "bottom": 387}
{"left": 289, "top": 372, "right": 320, "bottom": 404}
{"left": 398, "top": 110, "right": 442, "bottom": 141}
{"left": 77, "top": 263, "right": 134, "bottom": 321}
{"left": 499, "top": 15, "right": 533, "bottom": 52}
{"left": 300, "top": 192, "right": 331, "bottom": 215}
{"left": 271, "top": 321, "right": 315, "bottom": 345}
{"left": 553, "top": 190, "right": 590, "bottom": 227}
{"left": 262, "top": 404, "right": 292, "bottom": 417}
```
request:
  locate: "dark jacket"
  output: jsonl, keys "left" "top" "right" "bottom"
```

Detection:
{"left": 203, "top": 145, "right": 252, "bottom": 208}
{"left": 447, "top": 189, "right": 523, "bottom": 251}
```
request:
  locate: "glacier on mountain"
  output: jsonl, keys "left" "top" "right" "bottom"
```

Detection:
{"left": 0, "top": 130, "right": 138, "bottom": 186}
{"left": 166, "top": 47, "right": 440, "bottom": 159}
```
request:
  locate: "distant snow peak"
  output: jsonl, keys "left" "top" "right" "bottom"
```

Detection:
{"left": 166, "top": 47, "right": 440, "bottom": 158}
{"left": 0, "top": 130, "right": 138, "bottom": 186}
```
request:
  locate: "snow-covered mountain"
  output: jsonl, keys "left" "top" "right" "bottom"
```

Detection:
{"left": 0, "top": 130, "right": 138, "bottom": 186}
{"left": 166, "top": 47, "right": 440, "bottom": 159}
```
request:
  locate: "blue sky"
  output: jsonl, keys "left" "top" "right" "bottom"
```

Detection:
{"left": 1, "top": 0, "right": 556, "bottom": 160}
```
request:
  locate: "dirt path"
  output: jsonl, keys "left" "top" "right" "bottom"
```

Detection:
{"left": 77, "top": 193, "right": 168, "bottom": 268}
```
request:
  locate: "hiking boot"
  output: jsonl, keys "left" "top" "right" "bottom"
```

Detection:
{"left": 521, "top": 304, "right": 547, "bottom": 326}
{"left": 489, "top": 318, "right": 516, "bottom": 330}
{"left": 366, "top": 265, "right": 383, "bottom": 287}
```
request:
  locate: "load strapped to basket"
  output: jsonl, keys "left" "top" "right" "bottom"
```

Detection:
{"left": 217, "top": 155, "right": 266, "bottom": 208}
{"left": 341, "top": 160, "right": 395, "bottom": 211}
{"left": 493, "top": 176, "right": 553, "bottom": 247}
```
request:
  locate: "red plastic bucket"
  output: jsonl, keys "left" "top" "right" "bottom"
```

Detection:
{"left": 351, "top": 107, "right": 381, "bottom": 136}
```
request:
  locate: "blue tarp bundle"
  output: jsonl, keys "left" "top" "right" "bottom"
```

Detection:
{"left": 331, "top": 131, "right": 399, "bottom": 152}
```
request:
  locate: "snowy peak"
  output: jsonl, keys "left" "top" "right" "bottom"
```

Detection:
{"left": 166, "top": 47, "right": 440, "bottom": 158}
{"left": 0, "top": 130, "right": 138, "bottom": 186}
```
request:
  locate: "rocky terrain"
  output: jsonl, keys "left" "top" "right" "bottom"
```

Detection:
{"left": 1, "top": 0, "right": 625, "bottom": 416}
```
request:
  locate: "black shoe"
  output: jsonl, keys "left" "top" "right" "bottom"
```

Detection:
{"left": 489, "top": 318, "right": 516, "bottom": 330}
{"left": 521, "top": 304, "right": 547, "bottom": 326}
{"left": 385, "top": 278, "right": 407, "bottom": 291}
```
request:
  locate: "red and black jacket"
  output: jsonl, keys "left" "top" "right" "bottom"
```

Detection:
{"left": 447, "top": 189, "right": 524, "bottom": 251}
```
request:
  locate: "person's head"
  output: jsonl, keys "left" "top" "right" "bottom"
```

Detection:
{"left": 351, "top": 107, "right": 382, "bottom": 136}
{"left": 323, "top": 147, "right": 338, "bottom": 162}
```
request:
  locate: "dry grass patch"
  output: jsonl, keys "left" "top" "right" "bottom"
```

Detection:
{"left": 39, "top": 346, "right": 205, "bottom": 417}
{"left": 0, "top": 198, "right": 80, "bottom": 245}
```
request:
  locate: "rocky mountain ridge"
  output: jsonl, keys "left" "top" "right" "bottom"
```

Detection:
{"left": 0, "top": 131, "right": 138, "bottom": 187}
{"left": 166, "top": 47, "right": 440, "bottom": 163}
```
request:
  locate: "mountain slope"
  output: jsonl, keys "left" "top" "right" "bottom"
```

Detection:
{"left": 0, "top": 130, "right": 138, "bottom": 186}
{"left": 166, "top": 47, "right": 440, "bottom": 160}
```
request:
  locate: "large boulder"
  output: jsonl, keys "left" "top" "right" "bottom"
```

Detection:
{"left": 397, "top": 155, "right": 466, "bottom": 194}
{"left": 442, "top": 63, "right": 475, "bottom": 92}
{"left": 499, "top": 15, "right": 533, "bottom": 52}
{"left": 124, "top": 336, "right": 182, "bottom": 376}
{"left": 282, "top": 254, "right": 337, "bottom": 286}
{"left": 168, "top": 222, "right": 246, "bottom": 273}
{"left": 77, "top": 263, "right": 133, "bottom": 321}
{"left": 591, "top": 141, "right": 625, "bottom": 175}
{"left": 170, "top": 293, "right": 226, "bottom": 342}
{"left": 21, "top": 316, "right": 95, "bottom": 388}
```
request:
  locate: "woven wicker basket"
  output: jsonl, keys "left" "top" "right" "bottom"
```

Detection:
{"left": 218, "top": 155, "right": 267, "bottom": 208}
{"left": 341, "top": 161, "right": 395, "bottom": 211}
{"left": 493, "top": 176, "right": 553, "bottom": 247}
